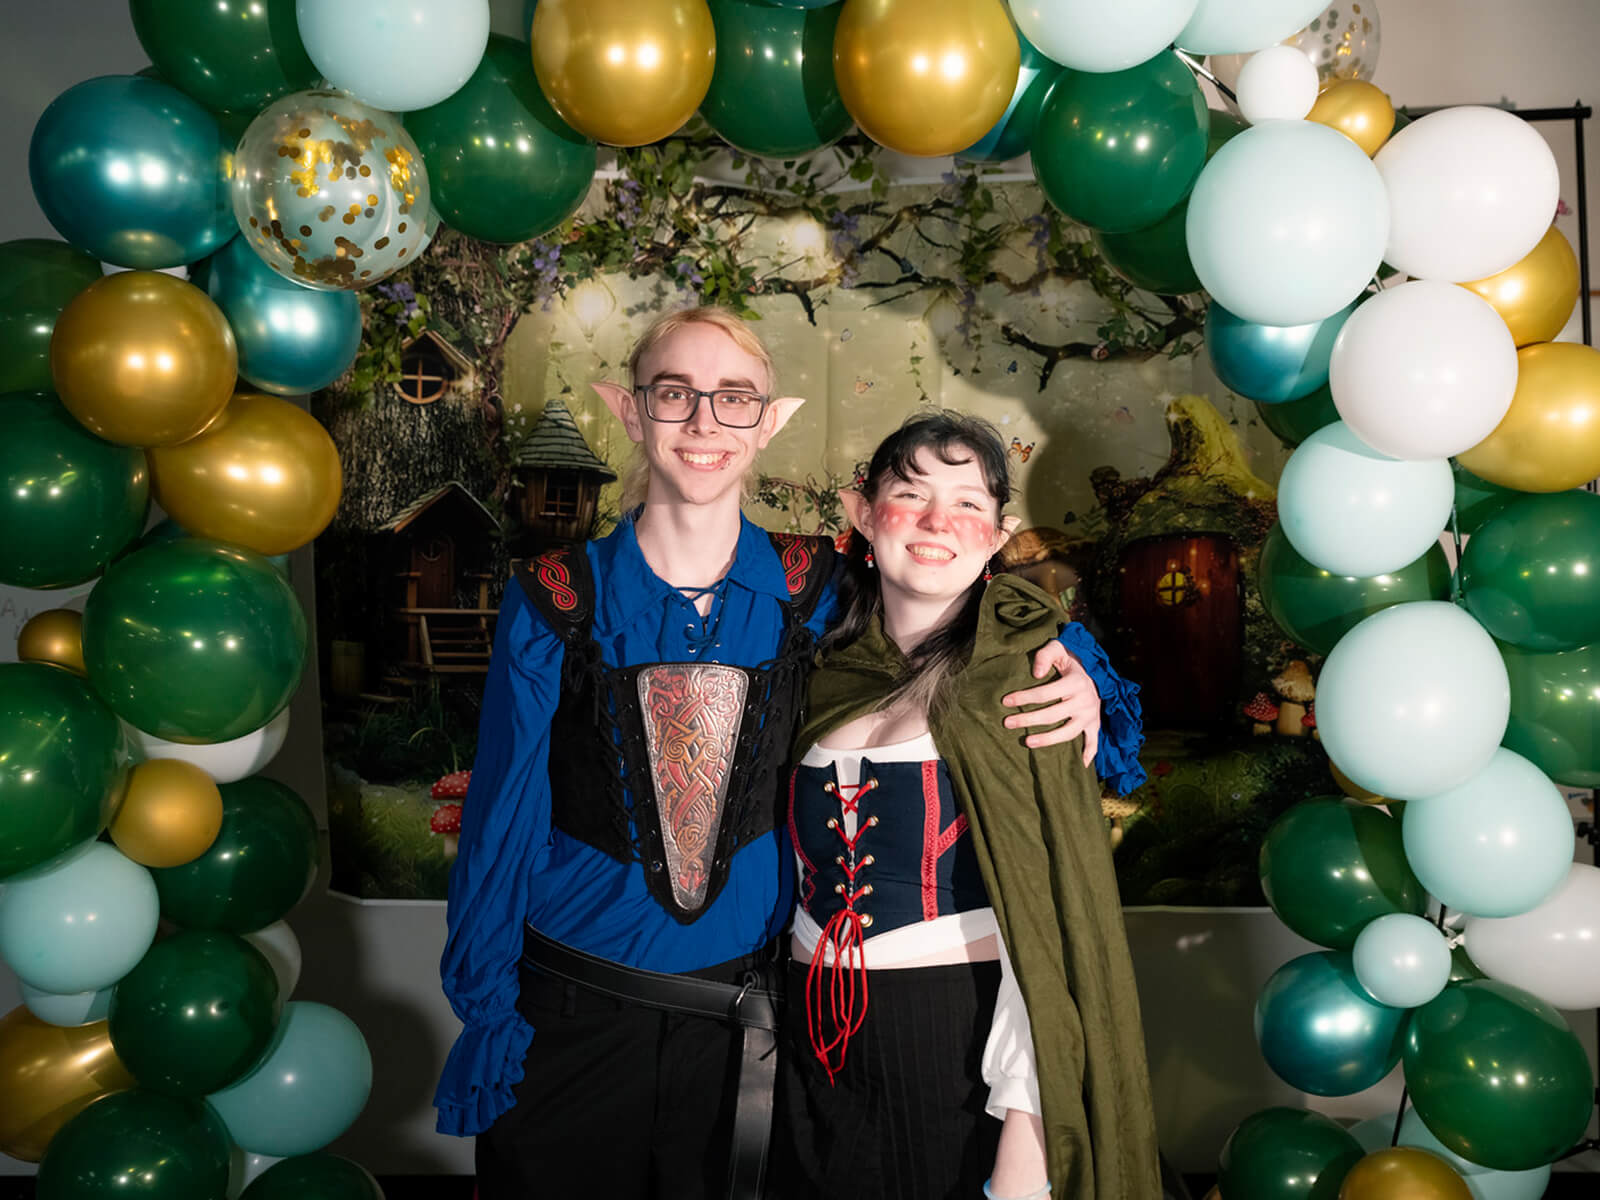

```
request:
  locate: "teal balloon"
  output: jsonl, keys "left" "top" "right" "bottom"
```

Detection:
{"left": 956, "top": 25, "right": 1062, "bottom": 163}
{"left": 1032, "top": 53, "right": 1209, "bottom": 234}
{"left": 405, "top": 36, "right": 596, "bottom": 244}
{"left": 110, "top": 931, "right": 278, "bottom": 1096}
{"left": 196, "top": 236, "right": 361, "bottom": 395}
{"left": 701, "top": 0, "right": 852, "bottom": 159}
{"left": 0, "top": 662, "right": 127, "bottom": 881}
{"left": 1259, "top": 799, "right": 1425, "bottom": 949}
{"left": 1258, "top": 524, "right": 1453, "bottom": 656}
{"left": 1218, "top": 1107, "right": 1364, "bottom": 1200}
{"left": 82, "top": 539, "right": 306, "bottom": 743}
{"left": 1405, "top": 980, "right": 1595, "bottom": 1170}
{"left": 36, "top": 1090, "right": 230, "bottom": 1200}
{"left": 208, "top": 1001, "right": 373, "bottom": 1157}
{"left": 1452, "top": 462, "right": 1521, "bottom": 536}
{"left": 0, "top": 393, "right": 150, "bottom": 589}
{"left": 0, "top": 842, "right": 159, "bottom": 995}
{"left": 1254, "top": 382, "right": 1340, "bottom": 448}
{"left": 1207, "top": 298, "right": 1358, "bottom": 404}
{"left": 0, "top": 240, "right": 103, "bottom": 393}
{"left": 151, "top": 777, "right": 319, "bottom": 933}
{"left": 241, "top": 1154, "right": 384, "bottom": 1200}
{"left": 1255, "top": 951, "right": 1408, "bottom": 1096}
{"left": 1459, "top": 490, "right": 1600, "bottom": 652}
{"left": 1501, "top": 639, "right": 1600, "bottom": 788}
{"left": 28, "top": 76, "right": 233, "bottom": 269}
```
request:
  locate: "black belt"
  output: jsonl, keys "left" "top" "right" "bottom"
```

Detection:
{"left": 520, "top": 925, "right": 780, "bottom": 1200}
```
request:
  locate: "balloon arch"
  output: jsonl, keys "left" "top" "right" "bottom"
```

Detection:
{"left": 1, "top": 0, "right": 1598, "bottom": 1196}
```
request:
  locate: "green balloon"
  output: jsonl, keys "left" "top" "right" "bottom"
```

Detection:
{"left": 130, "top": 0, "right": 317, "bottom": 115}
{"left": 1500, "top": 639, "right": 1600, "bottom": 788}
{"left": 1405, "top": 980, "right": 1594, "bottom": 1171}
{"left": 1460, "top": 491, "right": 1600, "bottom": 652}
{"left": 82, "top": 538, "right": 306, "bottom": 743}
{"left": 701, "top": 0, "right": 852, "bottom": 159}
{"left": 0, "top": 240, "right": 103, "bottom": 394}
{"left": 1258, "top": 524, "right": 1453, "bottom": 656}
{"left": 110, "top": 930, "right": 279, "bottom": 1096}
{"left": 36, "top": 1089, "right": 230, "bottom": 1200}
{"left": 0, "top": 662, "right": 128, "bottom": 881}
{"left": 151, "top": 777, "right": 318, "bottom": 933}
{"left": 242, "top": 1154, "right": 384, "bottom": 1200}
{"left": 0, "top": 393, "right": 149, "bottom": 589}
{"left": 1449, "top": 943, "right": 1487, "bottom": 984}
{"left": 1254, "top": 382, "right": 1339, "bottom": 447}
{"left": 1451, "top": 461, "right": 1521, "bottom": 536}
{"left": 1219, "top": 1107, "right": 1364, "bottom": 1200}
{"left": 405, "top": 36, "right": 596, "bottom": 245}
{"left": 1259, "top": 799, "right": 1426, "bottom": 949}
{"left": 1032, "top": 53, "right": 1209, "bottom": 234}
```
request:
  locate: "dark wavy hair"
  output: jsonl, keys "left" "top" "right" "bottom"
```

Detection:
{"left": 822, "top": 410, "right": 1013, "bottom": 717}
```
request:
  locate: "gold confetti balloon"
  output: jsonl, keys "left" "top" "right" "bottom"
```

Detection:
{"left": 230, "top": 89, "right": 431, "bottom": 292}
{"left": 1288, "top": 2, "right": 1382, "bottom": 85}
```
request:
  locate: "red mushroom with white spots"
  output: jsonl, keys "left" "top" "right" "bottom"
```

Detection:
{"left": 1243, "top": 692, "right": 1279, "bottom": 736}
{"left": 431, "top": 769, "right": 471, "bottom": 801}
{"left": 431, "top": 803, "right": 463, "bottom": 859}
{"left": 1302, "top": 704, "right": 1318, "bottom": 741}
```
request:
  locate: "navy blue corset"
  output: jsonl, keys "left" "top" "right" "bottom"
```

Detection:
{"left": 787, "top": 756, "right": 989, "bottom": 937}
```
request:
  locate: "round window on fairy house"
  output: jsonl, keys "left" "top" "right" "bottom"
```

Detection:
{"left": 397, "top": 339, "right": 456, "bottom": 405}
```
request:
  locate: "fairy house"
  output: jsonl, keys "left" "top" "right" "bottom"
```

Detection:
{"left": 396, "top": 327, "right": 475, "bottom": 406}
{"left": 509, "top": 394, "right": 616, "bottom": 550}
{"left": 381, "top": 481, "right": 500, "bottom": 673}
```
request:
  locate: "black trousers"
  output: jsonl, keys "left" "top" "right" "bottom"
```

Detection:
{"left": 773, "top": 959, "right": 1005, "bottom": 1200}
{"left": 475, "top": 951, "right": 764, "bottom": 1200}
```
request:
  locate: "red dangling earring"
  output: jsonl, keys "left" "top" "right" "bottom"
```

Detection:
{"left": 864, "top": 544, "right": 875, "bottom": 569}
{"left": 983, "top": 564, "right": 993, "bottom": 582}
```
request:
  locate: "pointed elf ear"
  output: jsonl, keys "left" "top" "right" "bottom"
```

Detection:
{"left": 592, "top": 381, "right": 643, "bottom": 443}
{"left": 994, "top": 513, "right": 1022, "bottom": 554}
{"left": 756, "top": 395, "right": 805, "bottom": 448}
{"left": 838, "top": 488, "right": 874, "bottom": 543}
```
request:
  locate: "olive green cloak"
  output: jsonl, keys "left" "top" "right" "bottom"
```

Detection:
{"left": 794, "top": 574, "right": 1161, "bottom": 1200}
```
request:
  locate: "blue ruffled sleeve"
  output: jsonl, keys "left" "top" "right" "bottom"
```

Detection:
{"left": 434, "top": 584, "right": 561, "bottom": 1137}
{"left": 1056, "top": 621, "right": 1147, "bottom": 796}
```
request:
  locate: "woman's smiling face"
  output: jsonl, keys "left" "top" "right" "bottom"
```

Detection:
{"left": 859, "top": 446, "right": 1008, "bottom": 604}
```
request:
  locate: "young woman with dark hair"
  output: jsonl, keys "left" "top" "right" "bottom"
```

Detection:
{"left": 778, "top": 412, "right": 1159, "bottom": 1200}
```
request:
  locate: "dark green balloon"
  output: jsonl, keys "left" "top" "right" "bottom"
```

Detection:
{"left": 405, "top": 36, "right": 596, "bottom": 245}
{"left": 1460, "top": 491, "right": 1600, "bottom": 652}
{"left": 1405, "top": 980, "right": 1595, "bottom": 1170}
{"left": 151, "top": 777, "right": 318, "bottom": 933}
{"left": 0, "top": 662, "right": 127, "bottom": 881}
{"left": 0, "top": 393, "right": 150, "bottom": 589}
{"left": 242, "top": 1154, "right": 385, "bottom": 1200}
{"left": 110, "top": 930, "right": 278, "bottom": 1096}
{"left": 1032, "top": 53, "right": 1209, "bottom": 234}
{"left": 82, "top": 539, "right": 306, "bottom": 743}
{"left": 955, "top": 26, "right": 1062, "bottom": 164}
{"left": 702, "top": 0, "right": 853, "bottom": 159}
{"left": 1501, "top": 639, "right": 1600, "bottom": 788}
{"left": 1258, "top": 524, "right": 1453, "bottom": 656}
{"left": 1259, "top": 799, "right": 1425, "bottom": 949}
{"left": 130, "top": 0, "right": 317, "bottom": 115}
{"left": 1451, "top": 461, "right": 1521, "bottom": 536}
{"left": 1449, "top": 943, "right": 1487, "bottom": 984}
{"left": 1254, "top": 382, "right": 1339, "bottom": 447}
{"left": 1255, "top": 950, "right": 1408, "bottom": 1096}
{"left": 1218, "top": 1107, "right": 1364, "bottom": 1200}
{"left": 0, "top": 240, "right": 103, "bottom": 393}
{"left": 35, "top": 1089, "right": 230, "bottom": 1200}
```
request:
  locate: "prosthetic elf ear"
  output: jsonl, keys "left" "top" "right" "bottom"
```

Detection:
{"left": 838, "top": 488, "right": 874, "bottom": 543}
{"left": 593, "top": 381, "right": 644, "bottom": 443}
{"left": 994, "top": 513, "right": 1022, "bottom": 554}
{"left": 757, "top": 396, "right": 805, "bottom": 448}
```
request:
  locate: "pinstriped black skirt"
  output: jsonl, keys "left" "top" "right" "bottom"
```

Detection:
{"left": 773, "top": 958, "right": 1005, "bottom": 1200}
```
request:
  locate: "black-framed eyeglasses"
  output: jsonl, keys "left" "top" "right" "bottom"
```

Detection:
{"left": 635, "top": 383, "right": 770, "bottom": 429}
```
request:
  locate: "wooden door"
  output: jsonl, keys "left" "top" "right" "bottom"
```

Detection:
{"left": 414, "top": 536, "right": 455, "bottom": 609}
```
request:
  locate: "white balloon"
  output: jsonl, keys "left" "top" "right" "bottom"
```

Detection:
{"left": 20, "top": 981, "right": 112, "bottom": 1027}
{"left": 1235, "top": 47, "right": 1319, "bottom": 123}
{"left": 1329, "top": 281, "right": 1519, "bottom": 459}
{"left": 1375, "top": 106, "right": 1561, "bottom": 282}
{"left": 242, "top": 920, "right": 302, "bottom": 1017}
{"left": 1464, "top": 863, "right": 1600, "bottom": 1010}
{"left": 123, "top": 707, "right": 290, "bottom": 783}
{"left": 1012, "top": 0, "right": 1200, "bottom": 73}
{"left": 1177, "top": 0, "right": 1329, "bottom": 55}
{"left": 1187, "top": 121, "right": 1388, "bottom": 325}
{"left": 1277, "top": 422, "right": 1454, "bottom": 577}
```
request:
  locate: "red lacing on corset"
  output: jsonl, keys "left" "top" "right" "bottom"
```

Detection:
{"left": 805, "top": 777, "right": 879, "bottom": 1084}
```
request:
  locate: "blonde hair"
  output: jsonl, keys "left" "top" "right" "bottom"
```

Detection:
{"left": 618, "top": 306, "right": 779, "bottom": 512}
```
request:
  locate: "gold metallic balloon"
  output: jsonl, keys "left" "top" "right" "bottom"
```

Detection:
{"left": 1307, "top": 80, "right": 1395, "bottom": 157}
{"left": 531, "top": 0, "right": 716, "bottom": 147}
{"left": 0, "top": 1007, "right": 136, "bottom": 1163}
{"left": 1457, "top": 342, "right": 1600, "bottom": 493}
{"left": 1461, "top": 226, "right": 1581, "bottom": 348}
{"left": 16, "top": 610, "right": 85, "bottom": 677}
{"left": 50, "top": 271, "right": 237, "bottom": 448}
{"left": 108, "top": 758, "right": 224, "bottom": 868}
{"left": 833, "top": 0, "right": 1020, "bottom": 157}
{"left": 1339, "top": 1148, "right": 1471, "bottom": 1200}
{"left": 148, "top": 391, "right": 343, "bottom": 557}
{"left": 1329, "top": 759, "right": 1386, "bottom": 804}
